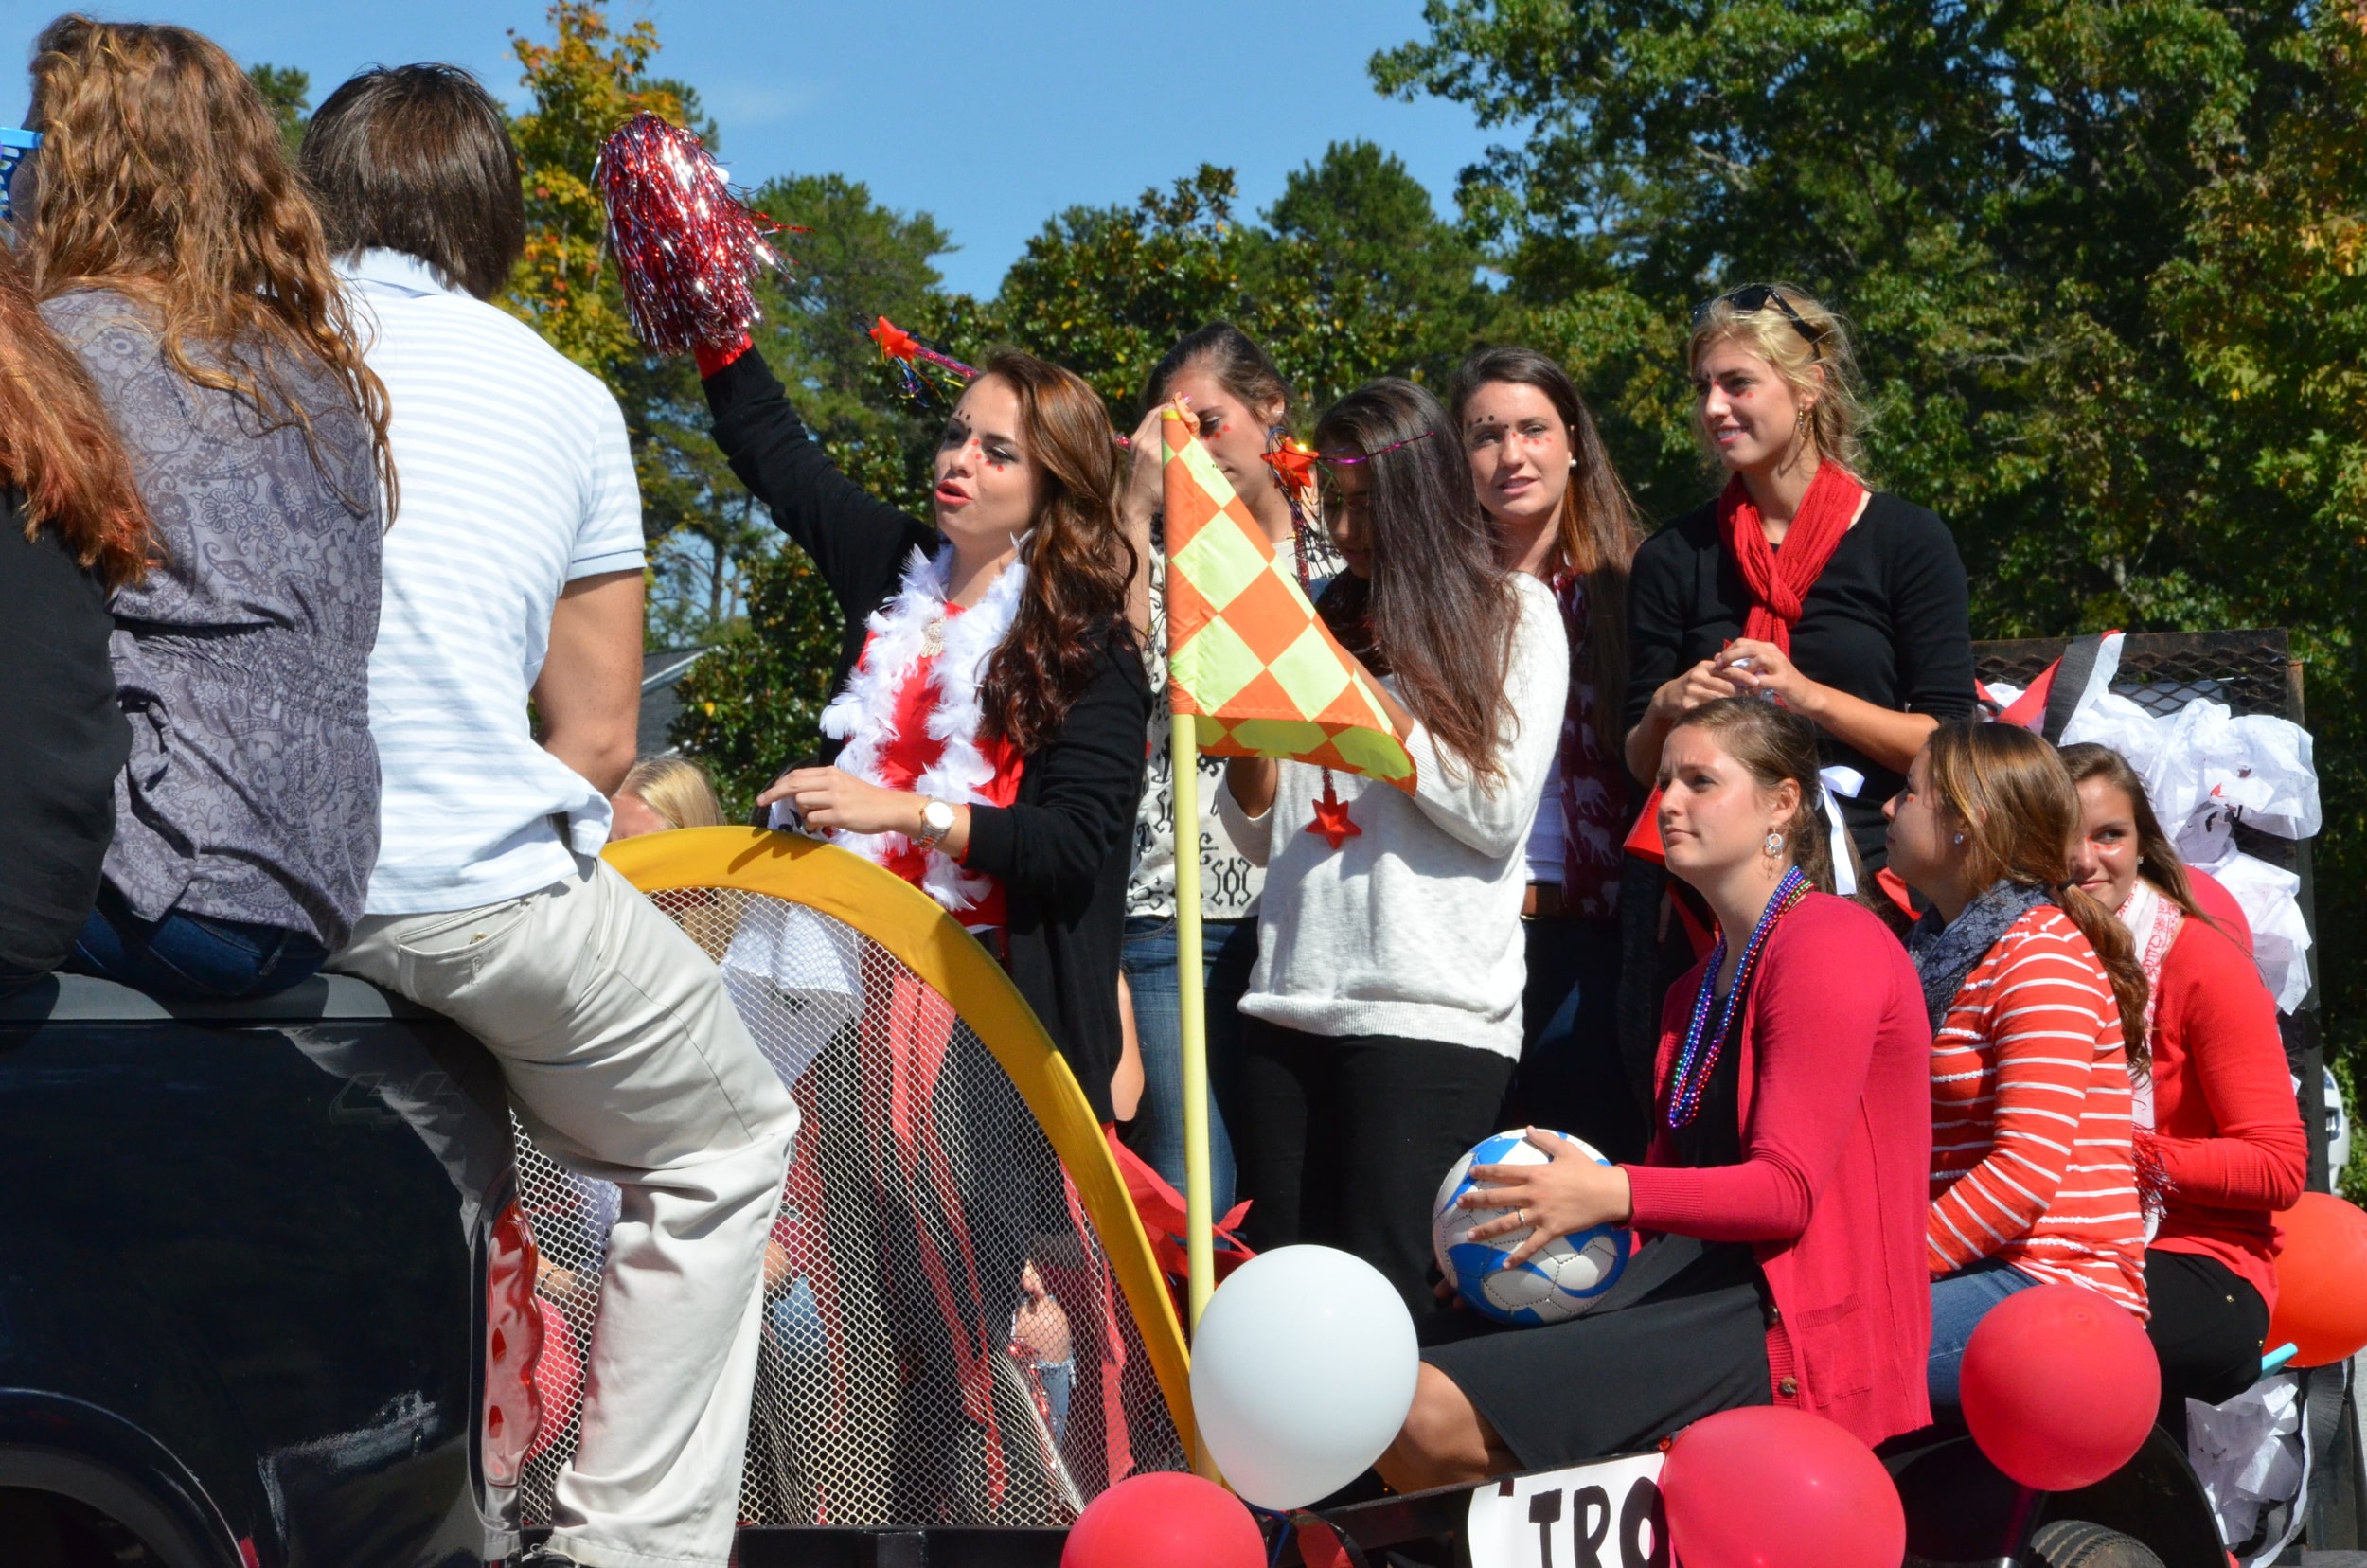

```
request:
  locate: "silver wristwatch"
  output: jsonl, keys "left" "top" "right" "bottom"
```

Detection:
{"left": 914, "top": 796, "right": 957, "bottom": 850}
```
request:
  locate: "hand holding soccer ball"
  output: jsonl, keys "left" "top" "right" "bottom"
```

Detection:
{"left": 1457, "top": 1127, "right": 1633, "bottom": 1264}
{"left": 1433, "top": 1130, "right": 1633, "bottom": 1327}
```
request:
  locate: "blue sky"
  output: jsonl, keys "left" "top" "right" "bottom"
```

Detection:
{"left": 0, "top": 1, "right": 1507, "bottom": 297}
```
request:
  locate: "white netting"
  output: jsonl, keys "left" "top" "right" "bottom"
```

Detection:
{"left": 511, "top": 884, "right": 1187, "bottom": 1526}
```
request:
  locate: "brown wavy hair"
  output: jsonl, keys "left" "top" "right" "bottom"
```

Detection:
{"left": 1314, "top": 378, "right": 1521, "bottom": 786}
{"left": 0, "top": 242, "right": 151, "bottom": 586}
{"left": 25, "top": 16, "right": 396, "bottom": 515}
{"left": 1667, "top": 697, "right": 1860, "bottom": 897}
{"left": 975, "top": 350, "right": 1138, "bottom": 753}
{"left": 2058, "top": 742, "right": 2225, "bottom": 935}
{"left": 1450, "top": 346, "right": 1644, "bottom": 720}
{"left": 1923, "top": 721, "right": 2151, "bottom": 1073}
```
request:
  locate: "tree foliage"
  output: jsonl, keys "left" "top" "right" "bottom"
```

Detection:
{"left": 983, "top": 145, "right": 1491, "bottom": 421}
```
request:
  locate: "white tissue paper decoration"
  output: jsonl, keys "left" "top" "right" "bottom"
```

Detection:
{"left": 720, "top": 899, "right": 866, "bottom": 1090}
{"left": 2187, "top": 1374, "right": 2306, "bottom": 1559}
{"left": 2046, "top": 654, "right": 2321, "bottom": 1011}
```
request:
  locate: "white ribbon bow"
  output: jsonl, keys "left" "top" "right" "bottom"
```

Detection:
{"left": 1818, "top": 766, "right": 1863, "bottom": 896}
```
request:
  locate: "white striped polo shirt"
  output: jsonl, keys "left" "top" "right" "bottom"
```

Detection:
{"left": 338, "top": 248, "right": 647, "bottom": 917}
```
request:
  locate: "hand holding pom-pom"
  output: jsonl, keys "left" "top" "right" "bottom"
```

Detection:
{"left": 594, "top": 111, "right": 787, "bottom": 356}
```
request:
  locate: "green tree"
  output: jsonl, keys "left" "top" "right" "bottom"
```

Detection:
{"left": 247, "top": 63, "right": 310, "bottom": 155}
{"left": 1377, "top": 0, "right": 2367, "bottom": 1111}
{"left": 985, "top": 151, "right": 1486, "bottom": 423}
{"left": 504, "top": 1, "right": 779, "bottom": 656}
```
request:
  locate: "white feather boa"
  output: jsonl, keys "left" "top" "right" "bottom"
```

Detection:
{"left": 817, "top": 543, "right": 1027, "bottom": 914}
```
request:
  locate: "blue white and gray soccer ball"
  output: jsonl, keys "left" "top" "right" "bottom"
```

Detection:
{"left": 1432, "top": 1129, "right": 1631, "bottom": 1327}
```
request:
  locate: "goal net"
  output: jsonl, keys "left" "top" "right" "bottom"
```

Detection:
{"left": 509, "top": 833, "right": 1193, "bottom": 1529}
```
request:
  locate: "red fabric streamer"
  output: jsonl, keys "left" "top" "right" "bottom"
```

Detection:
{"left": 594, "top": 111, "right": 789, "bottom": 354}
{"left": 1715, "top": 464, "right": 1866, "bottom": 653}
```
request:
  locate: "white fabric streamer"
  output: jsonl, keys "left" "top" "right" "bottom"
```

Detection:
{"left": 1817, "top": 765, "right": 1862, "bottom": 896}
{"left": 2046, "top": 663, "right": 2320, "bottom": 1012}
{"left": 718, "top": 899, "right": 865, "bottom": 1091}
{"left": 2187, "top": 1374, "right": 2305, "bottom": 1557}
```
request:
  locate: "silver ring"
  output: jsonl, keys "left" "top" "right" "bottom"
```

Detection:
{"left": 1517, "top": 1207, "right": 1528, "bottom": 1226}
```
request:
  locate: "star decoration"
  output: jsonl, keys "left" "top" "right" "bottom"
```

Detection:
{"left": 1261, "top": 440, "right": 1319, "bottom": 488}
{"left": 1307, "top": 787, "right": 1361, "bottom": 849}
{"left": 870, "top": 315, "right": 920, "bottom": 363}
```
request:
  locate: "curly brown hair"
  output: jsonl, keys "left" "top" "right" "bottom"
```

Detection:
{"left": 0, "top": 242, "right": 150, "bottom": 586}
{"left": 974, "top": 350, "right": 1138, "bottom": 753}
{"left": 25, "top": 15, "right": 396, "bottom": 516}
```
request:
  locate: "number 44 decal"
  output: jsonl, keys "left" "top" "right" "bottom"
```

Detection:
{"left": 1465, "top": 1451, "right": 1670, "bottom": 1568}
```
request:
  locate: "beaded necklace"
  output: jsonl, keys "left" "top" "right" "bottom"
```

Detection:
{"left": 1666, "top": 865, "right": 1811, "bottom": 1130}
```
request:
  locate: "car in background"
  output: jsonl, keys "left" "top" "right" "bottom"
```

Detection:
{"left": 0, "top": 974, "right": 530, "bottom": 1568}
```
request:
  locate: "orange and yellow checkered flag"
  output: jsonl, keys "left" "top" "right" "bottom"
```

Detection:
{"left": 1162, "top": 410, "right": 1415, "bottom": 788}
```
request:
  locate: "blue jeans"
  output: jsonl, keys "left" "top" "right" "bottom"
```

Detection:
{"left": 69, "top": 884, "right": 329, "bottom": 1000}
{"left": 1119, "top": 915, "right": 1255, "bottom": 1216}
{"left": 1928, "top": 1258, "right": 2040, "bottom": 1410}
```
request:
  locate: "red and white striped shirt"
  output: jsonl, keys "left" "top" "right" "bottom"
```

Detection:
{"left": 1928, "top": 903, "right": 2148, "bottom": 1316}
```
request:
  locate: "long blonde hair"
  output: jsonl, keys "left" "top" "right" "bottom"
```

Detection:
{"left": 1687, "top": 283, "right": 1870, "bottom": 477}
{"left": 620, "top": 756, "right": 723, "bottom": 831}
{"left": 26, "top": 16, "right": 396, "bottom": 514}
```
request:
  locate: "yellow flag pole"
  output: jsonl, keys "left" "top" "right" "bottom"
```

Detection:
{"left": 1170, "top": 712, "right": 1219, "bottom": 1478}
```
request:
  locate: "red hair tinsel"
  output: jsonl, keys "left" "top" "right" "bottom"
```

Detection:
{"left": 594, "top": 111, "right": 788, "bottom": 354}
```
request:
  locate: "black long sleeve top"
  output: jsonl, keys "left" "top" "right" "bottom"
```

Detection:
{"left": 0, "top": 498, "right": 128, "bottom": 982}
{"left": 1623, "top": 491, "right": 1975, "bottom": 863}
{"left": 703, "top": 349, "right": 1148, "bottom": 1121}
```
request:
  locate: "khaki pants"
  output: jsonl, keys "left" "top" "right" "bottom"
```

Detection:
{"left": 336, "top": 855, "right": 798, "bottom": 1568}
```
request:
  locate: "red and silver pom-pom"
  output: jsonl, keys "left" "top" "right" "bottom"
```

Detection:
{"left": 594, "top": 111, "right": 784, "bottom": 355}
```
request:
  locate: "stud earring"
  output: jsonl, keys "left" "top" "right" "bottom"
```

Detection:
{"left": 1953, "top": 832, "right": 1966, "bottom": 845}
{"left": 1764, "top": 831, "right": 1785, "bottom": 856}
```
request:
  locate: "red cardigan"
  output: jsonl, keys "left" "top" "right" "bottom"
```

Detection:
{"left": 2146, "top": 912, "right": 2306, "bottom": 1309}
{"left": 1624, "top": 893, "right": 1933, "bottom": 1449}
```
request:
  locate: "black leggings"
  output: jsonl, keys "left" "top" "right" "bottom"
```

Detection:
{"left": 1238, "top": 1019, "right": 1514, "bottom": 1322}
{"left": 2145, "top": 1247, "right": 2270, "bottom": 1446}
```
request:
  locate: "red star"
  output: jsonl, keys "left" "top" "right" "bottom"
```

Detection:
{"left": 1261, "top": 441, "right": 1318, "bottom": 488}
{"left": 869, "top": 315, "right": 919, "bottom": 363}
{"left": 1307, "top": 791, "right": 1361, "bottom": 849}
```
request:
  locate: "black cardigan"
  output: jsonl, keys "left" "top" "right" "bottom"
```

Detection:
{"left": 1624, "top": 491, "right": 1975, "bottom": 863}
{"left": 703, "top": 350, "right": 1148, "bottom": 1122}
{"left": 0, "top": 498, "right": 127, "bottom": 983}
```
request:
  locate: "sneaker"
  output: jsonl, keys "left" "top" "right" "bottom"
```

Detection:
{"left": 514, "top": 1549, "right": 580, "bottom": 1568}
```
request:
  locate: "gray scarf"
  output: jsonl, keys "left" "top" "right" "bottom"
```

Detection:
{"left": 1906, "top": 880, "right": 2056, "bottom": 1032}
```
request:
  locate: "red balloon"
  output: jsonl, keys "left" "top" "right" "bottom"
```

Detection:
{"left": 1062, "top": 1472, "right": 1265, "bottom": 1568}
{"left": 1662, "top": 1405, "right": 1905, "bottom": 1568}
{"left": 2268, "top": 1193, "right": 2367, "bottom": 1368}
{"left": 1961, "top": 1283, "right": 2157, "bottom": 1491}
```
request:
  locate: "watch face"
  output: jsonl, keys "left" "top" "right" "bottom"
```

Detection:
{"left": 924, "top": 800, "right": 955, "bottom": 832}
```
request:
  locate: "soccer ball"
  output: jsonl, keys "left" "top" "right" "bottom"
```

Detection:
{"left": 1432, "top": 1130, "right": 1631, "bottom": 1327}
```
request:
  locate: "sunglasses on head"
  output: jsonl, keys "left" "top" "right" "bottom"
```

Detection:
{"left": 1692, "top": 284, "right": 1824, "bottom": 360}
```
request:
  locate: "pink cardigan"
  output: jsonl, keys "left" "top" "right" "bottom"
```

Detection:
{"left": 1623, "top": 893, "right": 1934, "bottom": 1448}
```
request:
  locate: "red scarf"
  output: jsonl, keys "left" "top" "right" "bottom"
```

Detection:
{"left": 1716, "top": 464, "right": 1867, "bottom": 651}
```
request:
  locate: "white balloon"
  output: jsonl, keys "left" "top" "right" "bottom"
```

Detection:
{"left": 1189, "top": 1244, "right": 1420, "bottom": 1510}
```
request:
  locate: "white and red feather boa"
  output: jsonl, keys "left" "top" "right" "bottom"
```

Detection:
{"left": 814, "top": 543, "right": 1026, "bottom": 915}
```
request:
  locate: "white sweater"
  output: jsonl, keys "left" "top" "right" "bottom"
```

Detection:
{"left": 1217, "top": 573, "right": 1568, "bottom": 1058}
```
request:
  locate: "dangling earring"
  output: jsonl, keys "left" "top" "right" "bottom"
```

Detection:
{"left": 1764, "top": 831, "right": 1785, "bottom": 857}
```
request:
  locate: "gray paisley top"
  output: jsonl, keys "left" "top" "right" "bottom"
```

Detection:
{"left": 43, "top": 289, "right": 383, "bottom": 948}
